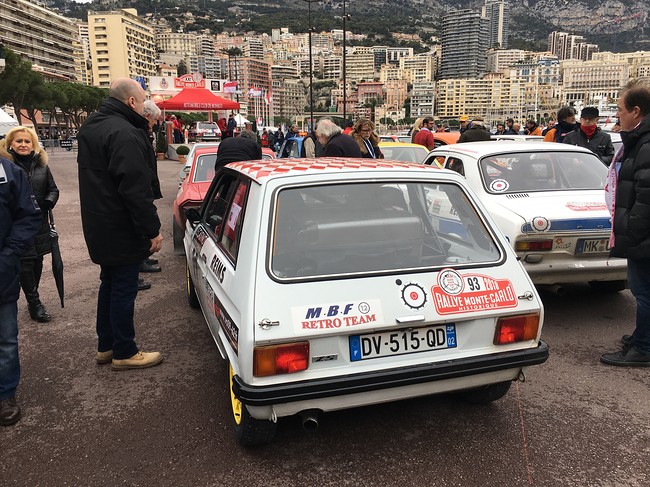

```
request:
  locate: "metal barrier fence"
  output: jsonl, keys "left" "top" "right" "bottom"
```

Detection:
{"left": 41, "top": 139, "right": 77, "bottom": 152}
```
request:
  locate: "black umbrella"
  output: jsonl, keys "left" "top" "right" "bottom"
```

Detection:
{"left": 49, "top": 209, "right": 64, "bottom": 308}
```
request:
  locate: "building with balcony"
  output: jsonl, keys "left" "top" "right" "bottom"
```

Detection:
{"left": 435, "top": 77, "right": 525, "bottom": 121}
{"left": 482, "top": 0, "right": 509, "bottom": 49}
{"left": 88, "top": 9, "right": 156, "bottom": 87}
{"left": 440, "top": 9, "right": 489, "bottom": 79}
{"left": 548, "top": 31, "right": 599, "bottom": 61}
{"left": 0, "top": 0, "right": 78, "bottom": 80}
{"left": 410, "top": 81, "right": 436, "bottom": 118}
{"left": 560, "top": 59, "right": 628, "bottom": 106}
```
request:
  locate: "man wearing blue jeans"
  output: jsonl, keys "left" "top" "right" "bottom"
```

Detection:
{"left": 0, "top": 156, "right": 42, "bottom": 425}
{"left": 77, "top": 78, "right": 163, "bottom": 371}
{"left": 601, "top": 81, "right": 650, "bottom": 366}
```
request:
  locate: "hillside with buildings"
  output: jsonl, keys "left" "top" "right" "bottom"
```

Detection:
{"left": 45, "top": 0, "right": 650, "bottom": 52}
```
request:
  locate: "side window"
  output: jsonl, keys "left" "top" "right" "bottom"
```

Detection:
{"left": 220, "top": 179, "right": 250, "bottom": 261}
{"left": 425, "top": 155, "right": 446, "bottom": 167}
{"left": 203, "top": 173, "right": 239, "bottom": 237}
{"left": 445, "top": 157, "right": 465, "bottom": 176}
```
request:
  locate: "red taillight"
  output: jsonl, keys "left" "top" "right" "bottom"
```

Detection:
{"left": 253, "top": 342, "right": 309, "bottom": 377}
{"left": 494, "top": 314, "right": 540, "bottom": 344}
{"left": 515, "top": 240, "right": 553, "bottom": 252}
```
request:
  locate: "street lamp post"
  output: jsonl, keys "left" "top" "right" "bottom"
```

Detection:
{"left": 302, "top": 0, "right": 317, "bottom": 132}
{"left": 342, "top": 2, "right": 349, "bottom": 124}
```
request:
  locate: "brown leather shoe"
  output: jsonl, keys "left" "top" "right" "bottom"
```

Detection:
{"left": 96, "top": 350, "right": 113, "bottom": 365}
{"left": 111, "top": 351, "right": 163, "bottom": 371}
{"left": 0, "top": 397, "right": 21, "bottom": 426}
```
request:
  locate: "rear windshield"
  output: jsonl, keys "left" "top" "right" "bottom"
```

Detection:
{"left": 270, "top": 182, "right": 501, "bottom": 279}
{"left": 198, "top": 123, "right": 219, "bottom": 129}
{"left": 480, "top": 151, "right": 607, "bottom": 194}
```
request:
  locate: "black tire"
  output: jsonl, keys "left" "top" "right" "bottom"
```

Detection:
{"left": 589, "top": 280, "right": 627, "bottom": 293}
{"left": 459, "top": 381, "right": 512, "bottom": 405}
{"left": 229, "top": 365, "right": 277, "bottom": 446}
{"left": 186, "top": 262, "right": 200, "bottom": 309}
{"left": 173, "top": 217, "right": 185, "bottom": 255}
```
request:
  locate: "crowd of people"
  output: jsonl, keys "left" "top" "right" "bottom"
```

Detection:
{"left": 2, "top": 79, "right": 650, "bottom": 429}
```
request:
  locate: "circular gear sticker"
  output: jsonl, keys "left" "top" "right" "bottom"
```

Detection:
{"left": 401, "top": 283, "right": 427, "bottom": 310}
{"left": 531, "top": 216, "right": 550, "bottom": 232}
{"left": 490, "top": 179, "right": 509, "bottom": 192}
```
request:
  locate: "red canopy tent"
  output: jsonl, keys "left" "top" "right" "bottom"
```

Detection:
{"left": 156, "top": 87, "right": 240, "bottom": 111}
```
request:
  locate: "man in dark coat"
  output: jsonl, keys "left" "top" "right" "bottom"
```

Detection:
{"left": 315, "top": 118, "right": 362, "bottom": 157}
{"left": 77, "top": 78, "right": 163, "bottom": 371}
{"left": 0, "top": 156, "right": 42, "bottom": 426}
{"left": 214, "top": 129, "right": 262, "bottom": 170}
{"left": 563, "top": 107, "right": 615, "bottom": 165}
{"left": 601, "top": 82, "right": 650, "bottom": 367}
{"left": 458, "top": 119, "right": 492, "bottom": 143}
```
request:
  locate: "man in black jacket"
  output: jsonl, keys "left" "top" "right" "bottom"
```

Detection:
{"left": 563, "top": 107, "right": 615, "bottom": 165}
{"left": 315, "top": 118, "right": 362, "bottom": 157}
{"left": 0, "top": 156, "right": 42, "bottom": 425}
{"left": 601, "top": 82, "right": 650, "bottom": 367}
{"left": 214, "top": 129, "right": 262, "bottom": 170}
{"left": 77, "top": 78, "right": 163, "bottom": 371}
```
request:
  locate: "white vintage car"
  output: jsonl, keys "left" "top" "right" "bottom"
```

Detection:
{"left": 183, "top": 158, "right": 549, "bottom": 446}
{"left": 424, "top": 142, "right": 627, "bottom": 292}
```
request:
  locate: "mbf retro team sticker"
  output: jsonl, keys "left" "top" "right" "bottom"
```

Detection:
{"left": 291, "top": 299, "right": 384, "bottom": 333}
{"left": 432, "top": 269, "right": 517, "bottom": 315}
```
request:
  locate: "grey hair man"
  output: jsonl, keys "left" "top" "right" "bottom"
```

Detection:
{"left": 315, "top": 118, "right": 362, "bottom": 157}
{"left": 143, "top": 100, "right": 161, "bottom": 126}
{"left": 77, "top": 77, "right": 163, "bottom": 371}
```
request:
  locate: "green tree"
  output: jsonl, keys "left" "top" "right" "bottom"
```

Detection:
{"left": 0, "top": 48, "right": 44, "bottom": 126}
{"left": 177, "top": 59, "right": 188, "bottom": 76}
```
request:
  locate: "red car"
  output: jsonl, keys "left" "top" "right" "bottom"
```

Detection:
{"left": 173, "top": 146, "right": 275, "bottom": 254}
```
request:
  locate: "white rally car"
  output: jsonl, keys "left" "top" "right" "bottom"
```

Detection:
{"left": 424, "top": 142, "right": 627, "bottom": 292}
{"left": 183, "top": 158, "right": 549, "bottom": 446}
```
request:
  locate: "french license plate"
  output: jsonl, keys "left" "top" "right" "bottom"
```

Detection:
{"left": 576, "top": 238, "right": 610, "bottom": 254}
{"left": 349, "top": 324, "right": 457, "bottom": 362}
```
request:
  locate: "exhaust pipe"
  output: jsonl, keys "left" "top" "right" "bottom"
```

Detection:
{"left": 542, "top": 284, "right": 567, "bottom": 296}
{"left": 300, "top": 410, "right": 320, "bottom": 433}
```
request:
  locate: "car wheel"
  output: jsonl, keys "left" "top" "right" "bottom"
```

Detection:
{"left": 588, "top": 280, "right": 627, "bottom": 293}
{"left": 173, "top": 217, "right": 185, "bottom": 255}
{"left": 459, "top": 381, "right": 512, "bottom": 405}
{"left": 186, "top": 262, "right": 200, "bottom": 309}
{"left": 229, "top": 364, "right": 277, "bottom": 446}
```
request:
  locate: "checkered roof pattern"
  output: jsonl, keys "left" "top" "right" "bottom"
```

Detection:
{"left": 226, "top": 158, "right": 434, "bottom": 182}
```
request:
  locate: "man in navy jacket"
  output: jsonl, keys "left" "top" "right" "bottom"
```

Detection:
{"left": 0, "top": 156, "right": 42, "bottom": 426}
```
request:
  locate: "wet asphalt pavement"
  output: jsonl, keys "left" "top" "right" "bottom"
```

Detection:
{"left": 0, "top": 150, "right": 648, "bottom": 487}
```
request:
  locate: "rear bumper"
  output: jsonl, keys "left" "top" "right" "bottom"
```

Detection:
{"left": 233, "top": 341, "right": 549, "bottom": 407}
{"left": 523, "top": 257, "right": 627, "bottom": 285}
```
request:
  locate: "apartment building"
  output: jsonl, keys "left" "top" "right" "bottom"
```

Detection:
{"left": 346, "top": 47, "right": 375, "bottom": 83}
{"left": 400, "top": 53, "right": 435, "bottom": 83}
{"left": 482, "top": 0, "right": 509, "bottom": 49}
{"left": 410, "top": 81, "right": 436, "bottom": 118}
{"left": 592, "top": 51, "right": 650, "bottom": 79}
{"left": 88, "top": 9, "right": 156, "bottom": 87}
{"left": 0, "top": 0, "right": 78, "bottom": 80}
{"left": 76, "top": 22, "right": 92, "bottom": 85}
{"left": 384, "top": 79, "right": 409, "bottom": 113}
{"left": 272, "top": 78, "right": 306, "bottom": 119}
{"left": 560, "top": 59, "right": 629, "bottom": 105}
{"left": 440, "top": 9, "right": 489, "bottom": 79}
{"left": 548, "top": 31, "right": 599, "bottom": 61}
{"left": 435, "top": 77, "right": 525, "bottom": 121}
{"left": 157, "top": 32, "right": 197, "bottom": 57}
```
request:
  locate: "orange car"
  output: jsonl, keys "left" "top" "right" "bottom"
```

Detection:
{"left": 433, "top": 132, "right": 460, "bottom": 148}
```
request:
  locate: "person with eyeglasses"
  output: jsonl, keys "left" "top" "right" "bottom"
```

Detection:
{"left": 413, "top": 117, "right": 435, "bottom": 150}
{"left": 352, "top": 119, "right": 383, "bottom": 159}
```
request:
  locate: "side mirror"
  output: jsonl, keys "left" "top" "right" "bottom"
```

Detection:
{"left": 185, "top": 208, "right": 201, "bottom": 224}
